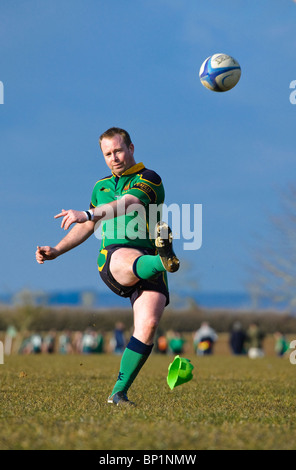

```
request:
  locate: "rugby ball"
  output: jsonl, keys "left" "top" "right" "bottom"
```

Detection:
{"left": 199, "top": 53, "right": 241, "bottom": 92}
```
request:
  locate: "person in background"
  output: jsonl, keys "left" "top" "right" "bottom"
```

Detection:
{"left": 167, "top": 331, "right": 186, "bottom": 355}
{"left": 111, "top": 322, "right": 126, "bottom": 355}
{"left": 246, "top": 323, "right": 265, "bottom": 358}
{"left": 229, "top": 321, "right": 247, "bottom": 355}
{"left": 42, "top": 329, "right": 56, "bottom": 353}
{"left": 58, "top": 330, "right": 73, "bottom": 354}
{"left": 193, "top": 321, "right": 218, "bottom": 355}
{"left": 274, "top": 331, "right": 290, "bottom": 357}
{"left": 155, "top": 329, "right": 168, "bottom": 354}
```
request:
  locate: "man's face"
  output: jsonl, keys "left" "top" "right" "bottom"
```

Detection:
{"left": 100, "top": 134, "right": 135, "bottom": 176}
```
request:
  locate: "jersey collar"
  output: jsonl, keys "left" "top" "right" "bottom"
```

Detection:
{"left": 112, "top": 162, "right": 145, "bottom": 177}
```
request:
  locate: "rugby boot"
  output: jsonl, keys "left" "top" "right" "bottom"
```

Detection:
{"left": 107, "top": 391, "right": 135, "bottom": 406}
{"left": 155, "top": 221, "right": 180, "bottom": 273}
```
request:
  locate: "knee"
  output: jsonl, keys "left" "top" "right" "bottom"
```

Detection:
{"left": 134, "top": 316, "right": 160, "bottom": 344}
{"left": 145, "top": 316, "right": 160, "bottom": 334}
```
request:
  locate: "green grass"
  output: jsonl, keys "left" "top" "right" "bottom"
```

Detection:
{"left": 0, "top": 353, "right": 295, "bottom": 450}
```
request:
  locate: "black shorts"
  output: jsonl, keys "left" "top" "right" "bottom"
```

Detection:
{"left": 98, "top": 244, "right": 169, "bottom": 307}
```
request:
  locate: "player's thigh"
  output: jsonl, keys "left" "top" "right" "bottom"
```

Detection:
{"left": 132, "top": 290, "right": 166, "bottom": 344}
{"left": 109, "top": 247, "right": 143, "bottom": 286}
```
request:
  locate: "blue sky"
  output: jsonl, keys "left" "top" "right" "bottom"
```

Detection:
{"left": 1, "top": 0, "right": 296, "bottom": 298}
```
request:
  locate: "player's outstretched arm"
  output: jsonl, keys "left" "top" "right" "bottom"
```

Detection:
{"left": 55, "top": 195, "right": 142, "bottom": 230}
{"left": 54, "top": 208, "right": 89, "bottom": 230}
{"left": 35, "top": 246, "right": 59, "bottom": 264}
{"left": 36, "top": 220, "right": 95, "bottom": 264}
{"left": 35, "top": 246, "right": 58, "bottom": 264}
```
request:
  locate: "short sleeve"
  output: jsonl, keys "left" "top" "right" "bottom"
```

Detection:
{"left": 127, "top": 169, "right": 165, "bottom": 206}
{"left": 90, "top": 185, "right": 97, "bottom": 208}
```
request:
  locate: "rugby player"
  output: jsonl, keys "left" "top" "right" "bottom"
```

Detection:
{"left": 36, "top": 127, "right": 179, "bottom": 406}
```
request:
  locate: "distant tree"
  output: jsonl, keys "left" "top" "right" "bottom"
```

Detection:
{"left": 247, "top": 185, "right": 296, "bottom": 311}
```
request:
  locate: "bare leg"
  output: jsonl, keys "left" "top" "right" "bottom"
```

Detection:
{"left": 107, "top": 251, "right": 167, "bottom": 404}
{"left": 132, "top": 290, "right": 166, "bottom": 344}
{"left": 109, "top": 248, "right": 166, "bottom": 343}
{"left": 109, "top": 247, "right": 143, "bottom": 286}
{"left": 108, "top": 290, "right": 166, "bottom": 403}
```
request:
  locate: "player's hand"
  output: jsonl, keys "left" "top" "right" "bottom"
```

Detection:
{"left": 54, "top": 209, "right": 88, "bottom": 230}
{"left": 36, "top": 246, "right": 59, "bottom": 264}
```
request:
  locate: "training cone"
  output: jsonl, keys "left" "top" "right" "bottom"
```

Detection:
{"left": 167, "top": 355, "right": 194, "bottom": 390}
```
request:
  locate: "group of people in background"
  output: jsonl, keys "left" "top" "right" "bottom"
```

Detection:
{"left": 3, "top": 320, "right": 291, "bottom": 358}
{"left": 157, "top": 321, "right": 290, "bottom": 358}
{"left": 18, "top": 328, "right": 109, "bottom": 355}
{"left": 229, "top": 321, "right": 290, "bottom": 358}
{"left": 16, "top": 322, "right": 129, "bottom": 355}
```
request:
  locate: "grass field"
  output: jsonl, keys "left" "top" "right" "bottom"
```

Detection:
{"left": 1, "top": 346, "right": 296, "bottom": 451}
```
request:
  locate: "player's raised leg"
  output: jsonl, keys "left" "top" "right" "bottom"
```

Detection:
{"left": 109, "top": 222, "right": 180, "bottom": 286}
{"left": 154, "top": 221, "right": 180, "bottom": 273}
{"left": 131, "top": 221, "right": 180, "bottom": 281}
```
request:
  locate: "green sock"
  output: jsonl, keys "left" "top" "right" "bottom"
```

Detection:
{"left": 110, "top": 336, "right": 153, "bottom": 397}
{"left": 133, "top": 254, "right": 164, "bottom": 280}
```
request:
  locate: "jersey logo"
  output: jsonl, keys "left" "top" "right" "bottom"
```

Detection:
{"left": 100, "top": 187, "right": 110, "bottom": 192}
{"left": 98, "top": 249, "right": 108, "bottom": 272}
{"left": 132, "top": 182, "right": 156, "bottom": 203}
{"left": 117, "top": 372, "right": 124, "bottom": 382}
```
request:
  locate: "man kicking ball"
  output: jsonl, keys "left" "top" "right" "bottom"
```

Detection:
{"left": 36, "top": 127, "right": 179, "bottom": 406}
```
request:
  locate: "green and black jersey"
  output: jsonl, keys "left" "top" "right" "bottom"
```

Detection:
{"left": 90, "top": 162, "right": 165, "bottom": 255}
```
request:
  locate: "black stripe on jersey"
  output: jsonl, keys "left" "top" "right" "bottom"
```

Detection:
{"left": 138, "top": 168, "right": 162, "bottom": 185}
{"left": 98, "top": 174, "right": 113, "bottom": 181}
{"left": 132, "top": 182, "right": 157, "bottom": 203}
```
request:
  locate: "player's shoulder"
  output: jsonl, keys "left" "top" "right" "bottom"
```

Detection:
{"left": 138, "top": 167, "right": 162, "bottom": 185}
{"left": 92, "top": 174, "right": 113, "bottom": 188}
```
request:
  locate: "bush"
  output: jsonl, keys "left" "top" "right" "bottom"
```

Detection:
{"left": 1, "top": 305, "right": 296, "bottom": 335}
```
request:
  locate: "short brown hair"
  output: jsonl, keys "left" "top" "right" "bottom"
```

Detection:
{"left": 99, "top": 127, "right": 132, "bottom": 149}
